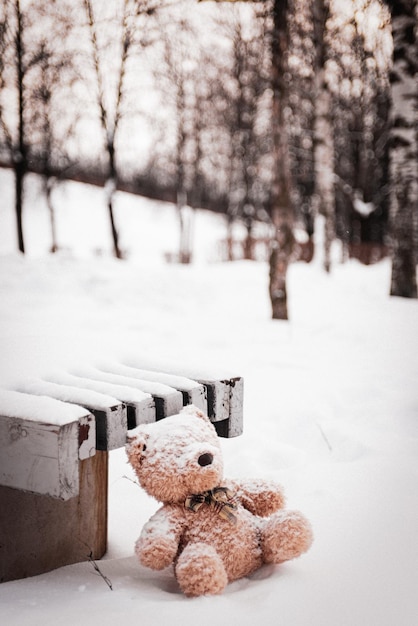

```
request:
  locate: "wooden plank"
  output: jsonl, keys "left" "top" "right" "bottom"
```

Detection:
{"left": 0, "top": 390, "right": 95, "bottom": 499}
{"left": 78, "top": 451, "right": 108, "bottom": 560}
{"left": 78, "top": 413, "right": 96, "bottom": 460}
{"left": 0, "top": 415, "right": 79, "bottom": 500}
{"left": 98, "top": 362, "right": 208, "bottom": 412}
{"left": 122, "top": 358, "right": 244, "bottom": 435}
{"left": 0, "top": 451, "right": 108, "bottom": 583}
{"left": 196, "top": 377, "right": 230, "bottom": 421}
{"left": 46, "top": 371, "right": 156, "bottom": 429}
{"left": 16, "top": 379, "right": 127, "bottom": 451}
{"left": 70, "top": 367, "right": 184, "bottom": 420}
{"left": 0, "top": 389, "right": 95, "bottom": 461}
{"left": 224, "top": 375, "right": 244, "bottom": 437}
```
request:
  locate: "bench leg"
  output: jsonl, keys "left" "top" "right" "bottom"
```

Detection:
{"left": 0, "top": 451, "right": 108, "bottom": 583}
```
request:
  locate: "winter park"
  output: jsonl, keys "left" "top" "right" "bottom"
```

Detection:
{"left": 0, "top": 0, "right": 417, "bottom": 625}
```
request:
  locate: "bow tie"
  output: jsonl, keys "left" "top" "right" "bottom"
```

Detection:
{"left": 185, "top": 487, "right": 238, "bottom": 524}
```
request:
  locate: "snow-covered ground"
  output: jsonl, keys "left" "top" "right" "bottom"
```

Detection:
{"left": 0, "top": 169, "right": 417, "bottom": 626}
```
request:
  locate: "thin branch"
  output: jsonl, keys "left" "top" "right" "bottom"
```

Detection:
{"left": 122, "top": 474, "right": 141, "bottom": 487}
{"left": 87, "top": 552, "right": 113, "bottom": 590}
{"left": 114, "top": 0, "right": 131, "bottom": 134}
{"left": 316, "top": 421, "right": 333, "bottom": 452}
{"left": 83, "top": 0, "right": 109, "bottom": 135}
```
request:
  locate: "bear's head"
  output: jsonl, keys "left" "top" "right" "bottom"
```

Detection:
{"left": 126, "top": 405, "right": 224, "bottom": 503}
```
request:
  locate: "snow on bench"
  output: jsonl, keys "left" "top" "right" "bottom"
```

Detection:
{"left": 97, "top": 362, "right": 207, "bottom": 411}
{"left": 16, "top": 378, "right": 127, "bottom": 451}
{"left": 66, "top": 366, "right": 184, "bottom": 420}
{"left": 0, "top": 363, "right": 243, "bottom": 583}
{"left": 122, "top": 357, "right": 244, "bottom": 438}
{"left": 0, "top": 389, "right": 95, "bottom": 500}
{"left": 45, "top": 371, "right": 156, "bottom": 429}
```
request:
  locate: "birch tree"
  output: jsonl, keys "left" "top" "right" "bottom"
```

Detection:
{"left": 386, "top": 0, "right": 417, "bottom": 298}
{"left": 312, "top": 0, "right": 334, "bottom": 271}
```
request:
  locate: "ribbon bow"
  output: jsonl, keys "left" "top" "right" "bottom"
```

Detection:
{"left": 185, "top": 487, "right": 238, "bottom": 524}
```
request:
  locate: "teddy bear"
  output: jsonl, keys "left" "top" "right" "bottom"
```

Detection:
{"left": 126, "top": 405, "right": 313, "bottom": 597}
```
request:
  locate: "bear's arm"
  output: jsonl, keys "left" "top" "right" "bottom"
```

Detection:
{"left": 135, "top": 505, "right": 185, "bottom": 570}
{"left": 228, "top": 478, "right": 286, "bottom": 517}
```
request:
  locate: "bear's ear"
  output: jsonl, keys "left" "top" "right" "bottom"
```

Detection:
{"left": 126, "top": 430, "right": 149, "bottom": 466}
{"left": 180, "top": 404, "right": 211, "bottom": 423}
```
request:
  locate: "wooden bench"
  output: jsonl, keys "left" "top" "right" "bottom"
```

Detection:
{"left": 0, "top": 362, "right": 243, "bottom": 583}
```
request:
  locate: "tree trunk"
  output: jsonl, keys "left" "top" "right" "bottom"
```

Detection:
{"left": 269, "top": 222, "right": 295, "bottom": 318}
{"left": 390, "top": 184, "right": 417, "bottom": 297}
{"left": 177, "top": 190, "right": 193, "bottom": 264}
{"left": 269, "top": 0, "right": 294, "bottom": 320}
{"left": 14, "top": 161, "right": 25, "bottom": 254}
{"left": 387, "top": 0, "right": 418, "bottom": 298}
{"left": 312, "top": 0, "right": 334, "bottom": 273}
{"left": 314, "top": 85, "right": 335, "bottom": 273}
{"left": 107, "top": 141, "right": 122, "bottom": 260}
{"left": 15, "top": 0, "right": 26, "bottom": 254}
{"left": 107, "top": 191, "right": 121, "bottom": 260}
{"left": 45, "top": 180, "right": 58, "bottom": 253}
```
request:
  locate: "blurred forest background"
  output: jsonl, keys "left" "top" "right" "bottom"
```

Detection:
{"left": 0, "top": 0, "right": 417, "bottom": 319}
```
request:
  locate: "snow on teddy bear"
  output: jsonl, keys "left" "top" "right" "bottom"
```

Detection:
{"left": 126, "top": 405, "right": 313, "bottom": 597}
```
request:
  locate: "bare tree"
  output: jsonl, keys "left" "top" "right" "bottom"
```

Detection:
{"left": 28, "top": 5, "right": 78, "bottom": 253}
{"left": 203, "top": 0, "right": 315, "bottom": 318}
{"left": 268, "top": 0, "right": 295, "bottom": 320}
{"left": 145, "top": 12, "right": 205, "bottom": 262}
{"left": 0, "top": 0, "right": 31, "bottom": 253}
{"left": 82, "top": 0, "right": 156, "bottom": 259}
{"left": 218, "top": 6, "right": 272, "bottom": 260}
{"left": 325, "top": 1, "right": 391, "bottom": 267}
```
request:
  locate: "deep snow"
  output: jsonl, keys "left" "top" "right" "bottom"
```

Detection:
{"left": 0, "top": 169, "right": 417, "bottom": 626}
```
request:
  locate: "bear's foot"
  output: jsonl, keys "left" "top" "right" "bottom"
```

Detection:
{"left": 262, "top": 510, "right": 313, "bottom": 564}
{"left": 136, "top": 535, "right": 178, "bottom": 571}
{"left": 175, "top": 542, "right": 228, "bottom": 597}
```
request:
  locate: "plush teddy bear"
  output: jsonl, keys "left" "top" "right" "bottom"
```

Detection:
{"left": 126, "top": 405, "right": 313, "bottom": 597}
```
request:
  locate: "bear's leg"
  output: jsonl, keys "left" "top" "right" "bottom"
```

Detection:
{"left": 261, "top": 510, "right": 313, "bottom": 564}
{"left": 175, "top": 542, "right": 228, "bottom": 597}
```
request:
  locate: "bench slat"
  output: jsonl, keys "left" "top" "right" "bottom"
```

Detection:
{"left": 123, "top": 359, "right": 244, "bottom": 436}
{"left": 98, "top": 362, "right": 208, "bottom": 413}
{"left": 46, "top": 372, "right": 156, "bottom": 430}
{"left": 16, "top": 380, "right": 127, "bottom": 451}
{"left": 70, "top": 367, "right": 184, "bottom": 420}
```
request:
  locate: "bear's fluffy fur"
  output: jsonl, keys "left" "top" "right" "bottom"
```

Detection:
{"left": 126, "top": 405, "right": 313, "bottom": 597}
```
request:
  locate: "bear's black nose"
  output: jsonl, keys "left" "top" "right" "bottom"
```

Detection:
{"left": 198, "top": 453, "right": 213, "bottom": 467}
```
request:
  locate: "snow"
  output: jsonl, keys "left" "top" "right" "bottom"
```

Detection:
{"left": 16, "top": 378, "right": 120, "bottom": 411}
{"left": 353, "top": 190, "right": 375, "bottom": 217}
{"left": 46, "top": 371, "right": 153, "bottom": 404}
{"left": 0, "top": 389, "right": 89, "bottom": 425}
{"left": 70, "top": 366, "right": 183, "bottom": 399}
{"left": 99, "top": 361, "right": 207, "bottom": 392}
{"left": 0, "top": 168, "right": 417, "bottom": 625}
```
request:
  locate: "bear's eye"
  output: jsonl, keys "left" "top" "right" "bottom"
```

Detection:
{"left": 141, "top": 443, "right": 147, "bottom": 453}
